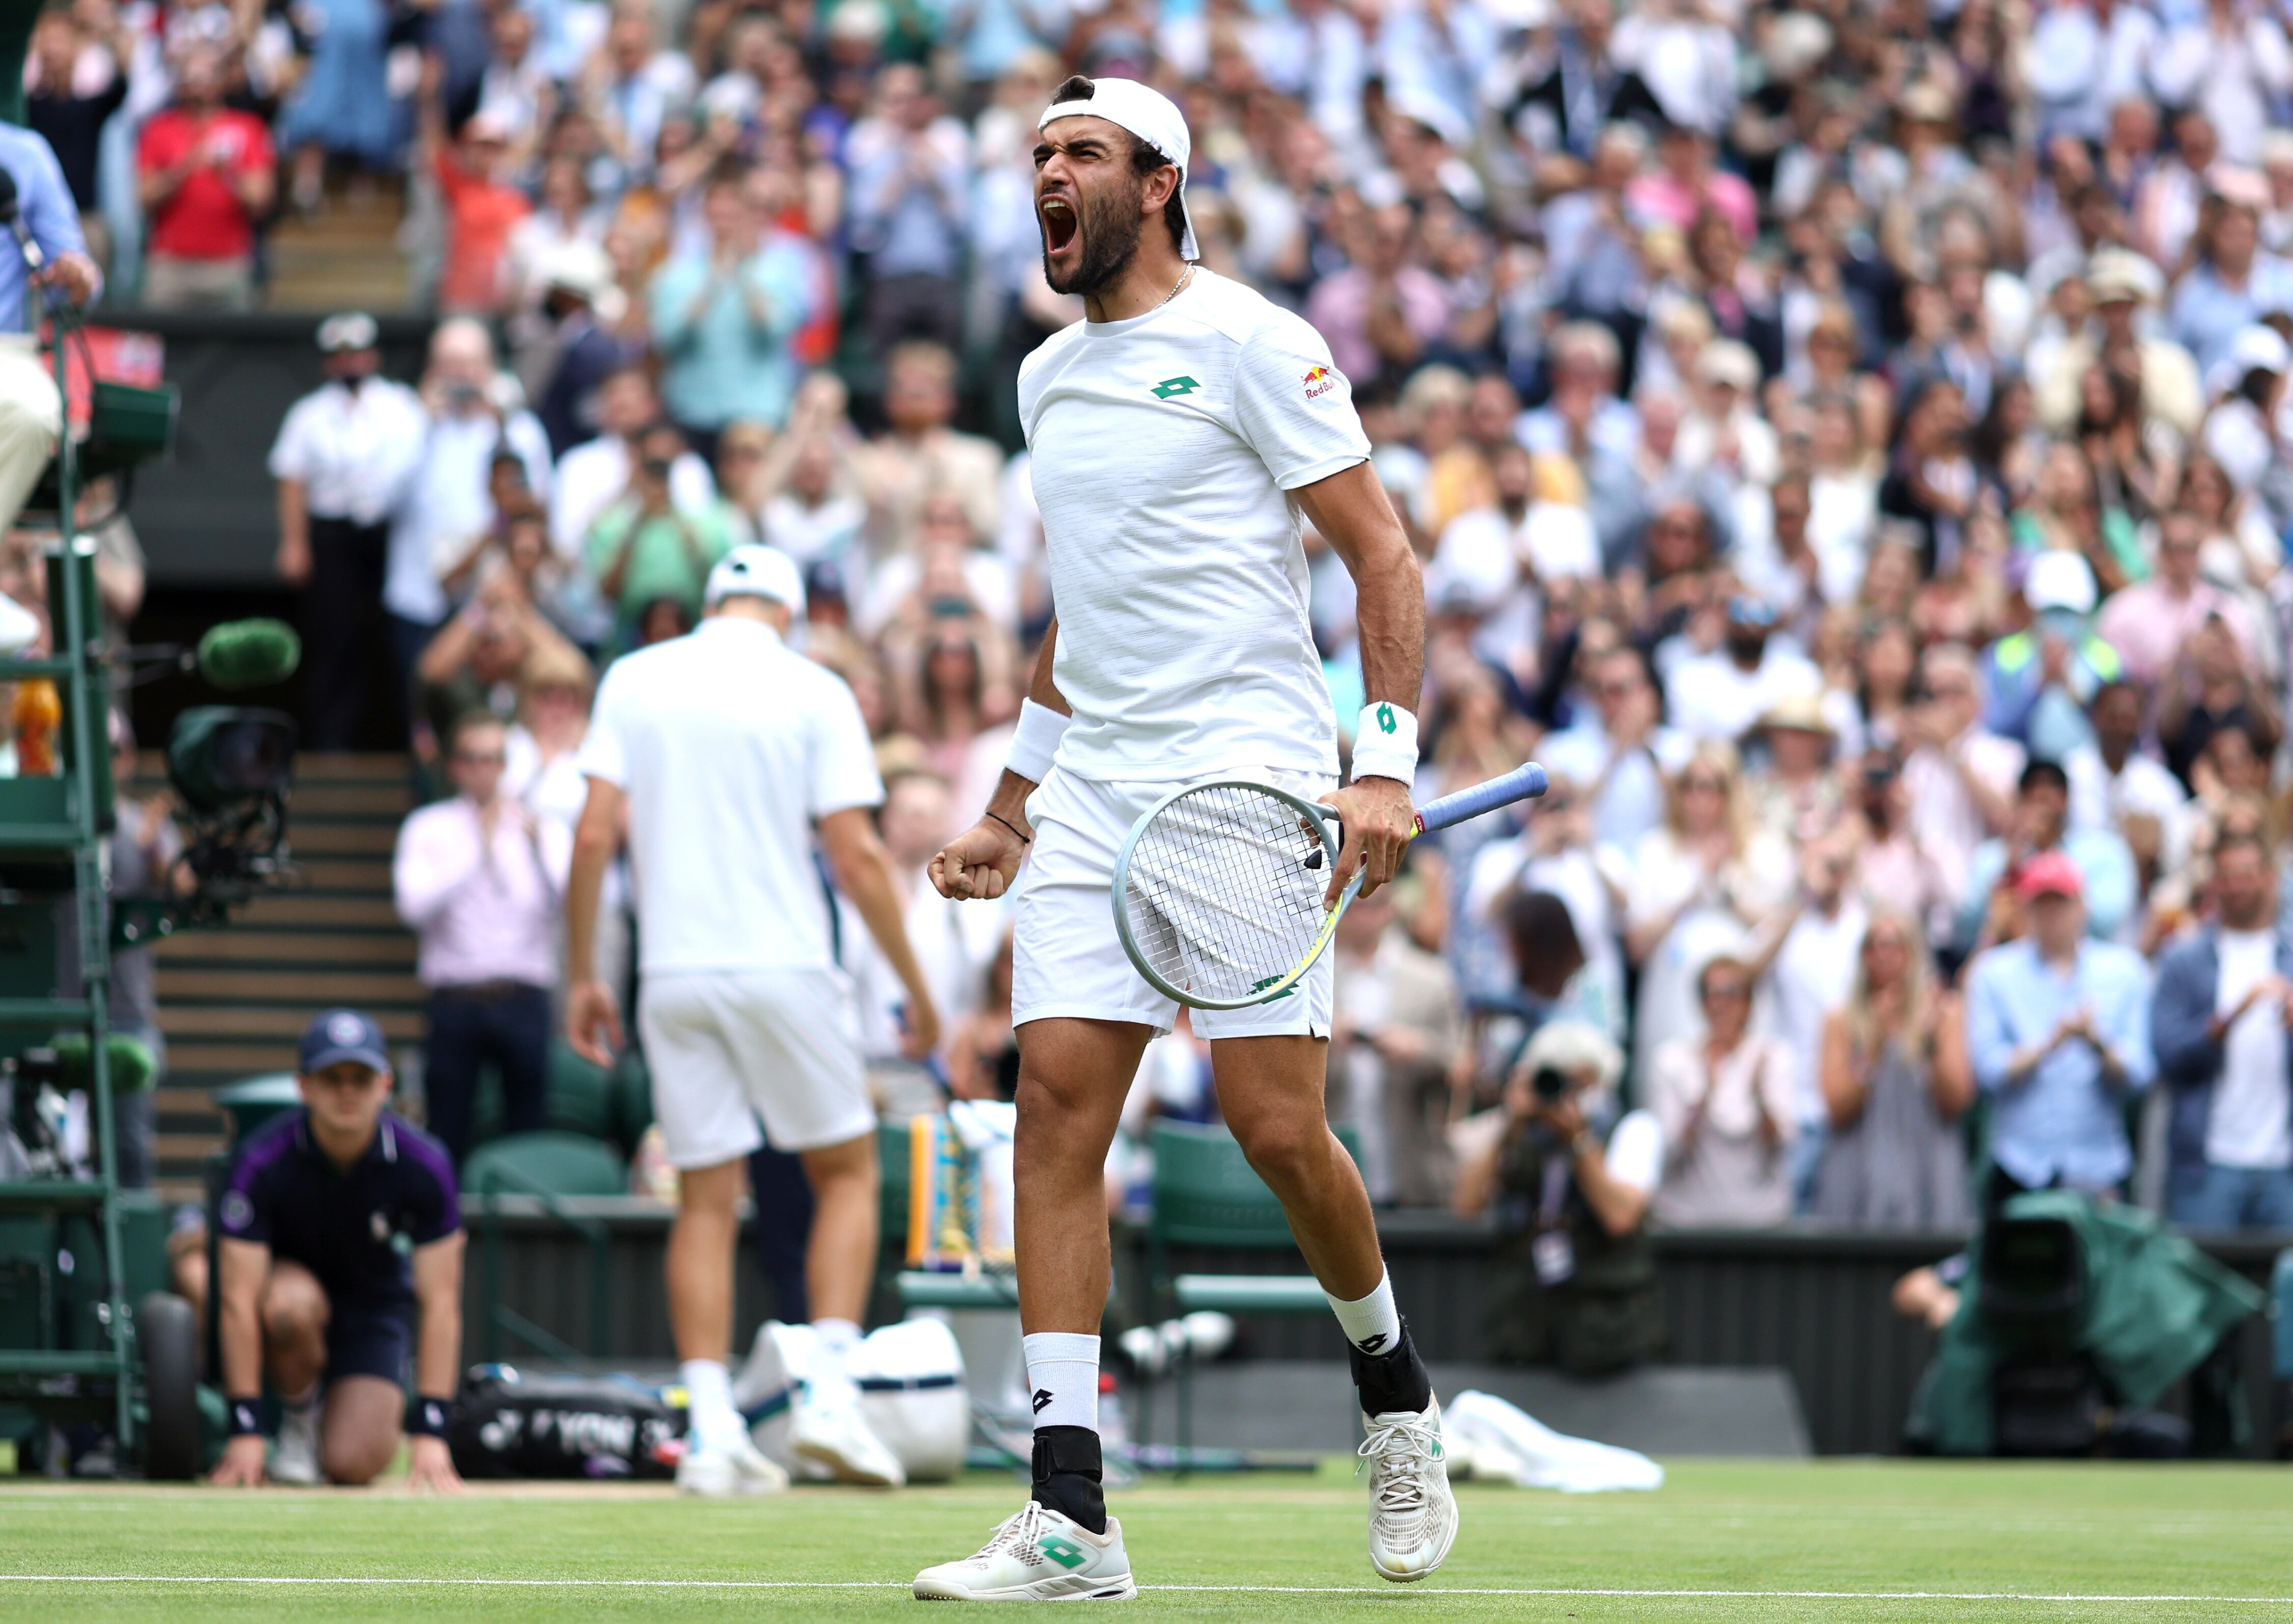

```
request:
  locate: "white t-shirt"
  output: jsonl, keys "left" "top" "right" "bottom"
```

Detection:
{"left": 2209, "top": 928, "right": 2292, "bottom": 1170}
{"left": 1604, "top": 1107, "right": 1665, "bottom": 1195}
{"left": 1760, "top": 900, "right": 1869, "bottom": 1126}
{"left": 576, "top": 617, "right": 882, "bottom": 976}
{"left": 1018, "top": 269, "right": 1371, "bottom": 782}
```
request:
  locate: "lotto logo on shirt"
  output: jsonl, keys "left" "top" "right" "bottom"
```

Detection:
{"left": 1303, "top": 366, "right": 1338, "bottom": 400}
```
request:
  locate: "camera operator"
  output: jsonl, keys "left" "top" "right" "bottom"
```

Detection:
{"left": 1454, "top": 1019, "right": 1666, "bottom": 1376}
{"left": 208, "top": 1009, "right": 464, "bottom": 1490}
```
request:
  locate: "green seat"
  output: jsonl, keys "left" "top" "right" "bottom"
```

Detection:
{"left": 545, "top": 1043, "right": 613, "bottom": 1141}
{"left": 214, "top": 1075, "right": 301, "bottom": 1143}
{"left": 462, "top": 1132, "right": 627, "bottom": 1200}
{"left": 1146, "top": 1120, "right": 1364, "bottom": 1466}
{"left": 896, "top": 1269, "right": 1021, "bottom": 1311}
{"left": 608, "top": 1051, "right": 654, "bottom": 1155}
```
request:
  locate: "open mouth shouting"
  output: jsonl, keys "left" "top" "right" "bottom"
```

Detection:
{"left": 1039, "top": 191, "right": 1080, "bottom": 268}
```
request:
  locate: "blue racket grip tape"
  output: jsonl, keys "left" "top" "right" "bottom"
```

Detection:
{"left": 1412, "top": 761, "right": 1548, "bottom": 836}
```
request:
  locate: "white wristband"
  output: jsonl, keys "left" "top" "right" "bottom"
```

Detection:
{"left": 1350, "top": 701, "right": 1419, "bottom": 785}
{"left": 1006, "top": 698, "right": 1070, "bottom": 784}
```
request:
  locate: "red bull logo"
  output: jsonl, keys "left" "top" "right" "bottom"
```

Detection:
{"left": 1303, "top": 365, "right": 1337, "bottom": 399}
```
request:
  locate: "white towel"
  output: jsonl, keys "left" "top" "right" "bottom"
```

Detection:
{"left": 1446, "top": 1389, "right": 1665, "bottom": 1493}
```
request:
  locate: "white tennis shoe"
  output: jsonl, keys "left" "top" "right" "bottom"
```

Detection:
{"left": 675, "top": 1436, "right": 789, "bottom": 1496}
{"left": 790, "top": 1380, "right": 905, "bottom": 1487}
{"left": 1361, "top": 1397, "right": 1459, "bottom": 1582}
{"left": 268, "top": 1403, "right": 320, "bottom": 1486}
{"left": 912, "top": 1500, "right": 1136, "bottom": 1601}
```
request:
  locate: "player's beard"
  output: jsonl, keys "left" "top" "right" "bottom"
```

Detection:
{"left": 1042, "top": 171, "right": 1145, "bottom": 298}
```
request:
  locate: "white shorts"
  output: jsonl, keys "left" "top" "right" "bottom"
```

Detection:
{"left": 1010, "top": 766, "right": 1336, "bottom": 1041}
{"left": 637, "top": 968, "right": 872, "bottom": 1166}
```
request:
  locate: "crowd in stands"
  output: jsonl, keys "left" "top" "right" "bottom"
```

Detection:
{"left": 30, "top": 0, "right": 2277, "bottom": 1249}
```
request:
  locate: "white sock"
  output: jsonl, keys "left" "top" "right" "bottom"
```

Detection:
{"left": 809, "top": 1317, "right": 864, "bottom": 1403}
{"left": 1326, "top": 1269, "right": 1402, "bottom": 1357}
{"left": 1023, "top": 1332, "right": 1101, "bottom": 1431}
{"left": 680, "top": 1358, "right": 745, "bottom": 1454}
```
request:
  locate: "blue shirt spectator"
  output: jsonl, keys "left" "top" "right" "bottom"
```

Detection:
{"left": 1966, "top": 855, "right": 2155, "bottom": 1193}
{"left": 650, "top": 177, "right": 814, "bottom": 436}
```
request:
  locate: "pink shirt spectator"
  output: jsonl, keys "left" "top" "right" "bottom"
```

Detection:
{"left": 392, "top": 796, "right": 572, "bottom": 990}
{"left": 2095, "top": 579, "right": 2259, "bottom": 689}
{"left": 1624, "top": 171, "right": 1758, "bottom": 249}
{"left": 1305, "top": 265, "right": 1450, "bottom": 389}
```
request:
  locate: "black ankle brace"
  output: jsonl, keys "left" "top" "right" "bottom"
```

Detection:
{"left": 1030, "top": 1424, "right": 1107, "bottom": 1534}
{"left": 1350, "top": 1320, "right": 1433, "bottom": 1418}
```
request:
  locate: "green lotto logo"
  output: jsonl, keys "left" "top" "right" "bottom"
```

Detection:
{"left": 1038, "top": 1534, "right": 1089, "bottom": 1569}
{"left": 1152, "top": 375, "right": 1201, "bottom": 400}
{"left": 1376, "top": 703, "right": 1397, "bottom": 735}
{"left": 1249, "top": 974, "right": 1298, "bottom": 999}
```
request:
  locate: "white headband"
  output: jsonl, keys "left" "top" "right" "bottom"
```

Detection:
{"left": 1037, "top": 77, "right": 1199, "bottom": 263}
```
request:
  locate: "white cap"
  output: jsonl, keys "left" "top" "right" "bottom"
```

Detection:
{"left": 1038, "top": 76, "right": 1199, "bottom": 262}
{"left": 2024, "top": 548, "right": 2096, "bottom": 616}
{"left": 705, "top": 544, "right": 806, "bottom": 615}
{"left": 2229, "top": 323, "right": 2290, "bottom": 379}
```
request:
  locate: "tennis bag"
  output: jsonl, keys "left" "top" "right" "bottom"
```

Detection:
{"left": 732, "top": 1317, "right": 969, "bottom": 1482}
{"left": 448, "top": 1366, "right": 681, "bottom": 1479}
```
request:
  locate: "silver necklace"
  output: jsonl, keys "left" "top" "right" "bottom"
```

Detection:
{"left": 1156, "top": 264, "right": 1195, "bottom": 310}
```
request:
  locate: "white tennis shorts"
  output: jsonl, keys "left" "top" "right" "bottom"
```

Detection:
{"left": 1010, "top": 766, "right": 1336, "bottom": 1041}
{"left": 636, "top": 967, "right": 873, "bottom": 1166}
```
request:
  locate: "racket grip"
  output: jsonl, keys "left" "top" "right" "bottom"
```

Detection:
{"left": 1411, "top": 760, "right": 1549, "bottom": 836}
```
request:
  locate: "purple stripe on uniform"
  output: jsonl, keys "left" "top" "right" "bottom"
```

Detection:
{"left": 389, "top": 1112, "right": 463, "bottom": 1233}
{"left": 224, "top": 1109, "right": 303, "bottom": 1197}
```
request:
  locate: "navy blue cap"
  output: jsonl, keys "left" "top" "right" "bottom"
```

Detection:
{"left": 298, "top": 1008, "right": 391, "bottom": 1076}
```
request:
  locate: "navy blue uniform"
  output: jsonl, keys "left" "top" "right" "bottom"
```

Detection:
{"left": 218, "top": 1108, "right": 460, "bottom": 1387}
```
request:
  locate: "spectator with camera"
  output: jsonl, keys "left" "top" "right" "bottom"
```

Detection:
{"left": 584, "top": 421, "right": 744, "bottom": 644}
{"left": 392, "top": 319, "right": 554, "bottom": 715}
{"left": 2150, "top": 830, "right": 2293, "bottom": 1231}
{"left": 1454, "top": 1019, "right": 1664, "bottom": 1376}
{"left": 209, "top": 1010, "right": 463, "bottom": 1490}
{"left": 1965, "top": 853, "right": 2155, "bottom": 1212}
{"left": 548, "top": 366, "right": 717, "bottom": 562}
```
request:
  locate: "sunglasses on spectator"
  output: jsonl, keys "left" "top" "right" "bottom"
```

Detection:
{"left": 455, "top": 749, "right": 506, "bottom": 765}
{"left": 1702, "top": 980, "right": 1752, "bottom": 1002}
{"left": 1682, "top": 776, "right": 1727, "bottom": 793}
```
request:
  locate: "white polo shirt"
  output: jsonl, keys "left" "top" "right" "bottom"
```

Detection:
{"left": 266, "top": 377, "right": 429, "bottom": 527}
{"left": 576, "top": 617, "right": 882, "bottom": 976}
{"left": 1018, "top": 268, "right": 1370, "bottom": 782}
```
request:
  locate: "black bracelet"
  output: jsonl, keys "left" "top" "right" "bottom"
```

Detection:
{"left": 988, "top": 811, "right": 1032, "bottom": 845}
{"left": 227, "top": 1397, "right": 264, "bottom": 1437}
{"left": 407, "top": 1395, "right": 454, "bottom": 1438}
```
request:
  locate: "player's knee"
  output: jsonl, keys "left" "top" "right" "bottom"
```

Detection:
{"left": 320, "top": 1426, "right": 398, "bottom": 1486}
{"left": 1231, "top": 1114, "right": 1323, "bottom": 1192}
{"left": 260, "top": 1269, "right": 329, "bottom": 1343}
{"left": 1014, "top": 1066, "right": 1096, "bottom": 1125}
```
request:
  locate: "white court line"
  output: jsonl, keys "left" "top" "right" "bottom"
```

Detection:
{"left": 2, "top": 1576, "right": 2288, "bottom": 1603}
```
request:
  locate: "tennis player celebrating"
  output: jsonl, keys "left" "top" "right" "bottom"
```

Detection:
{"left": 916, "top": 75, "right": 1449, "bottom": 1602}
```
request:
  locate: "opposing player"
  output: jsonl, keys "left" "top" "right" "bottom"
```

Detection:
{"left": 565, "top": 546, "right": 941, "bottom": 1494}
{"left": 914, "top": 76, "right": 1449, "bottom": 1602}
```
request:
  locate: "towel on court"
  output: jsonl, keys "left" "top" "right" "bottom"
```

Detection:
{"left": 1445, "top": 1389, "right": 1664, "bottom": 1493}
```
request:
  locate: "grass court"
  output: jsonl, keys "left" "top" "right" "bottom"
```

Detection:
{"left": 5, "top": 1458, "right": 2291, "bottom": 1621}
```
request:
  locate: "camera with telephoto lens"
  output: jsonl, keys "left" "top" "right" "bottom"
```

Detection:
{"left": 1532, "top": 1065, "right": 1570, "bottom": 1103}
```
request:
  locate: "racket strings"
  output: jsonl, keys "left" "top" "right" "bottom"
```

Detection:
{"left": 1123, "top": 783, "right": 1331, "bottom": 1004}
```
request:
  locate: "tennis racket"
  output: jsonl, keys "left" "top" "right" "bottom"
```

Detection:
{"left": 1110, "top": 760, "right": 1549, "bottom": 1011}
